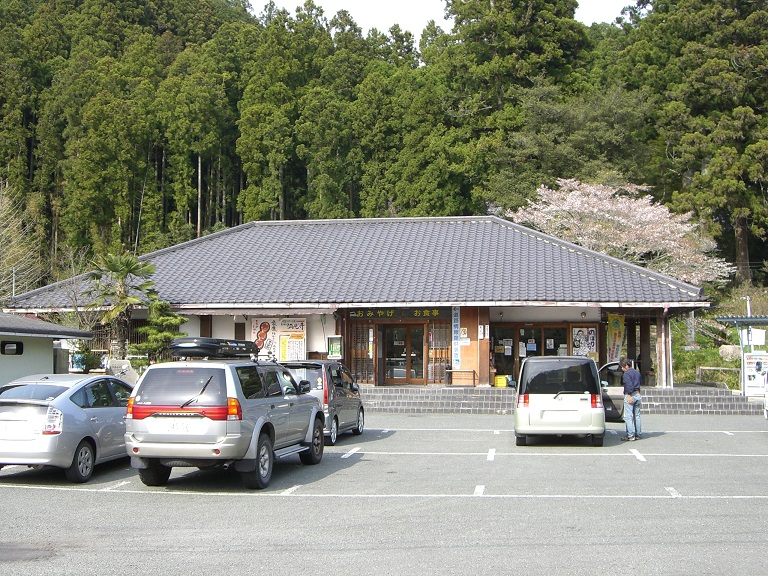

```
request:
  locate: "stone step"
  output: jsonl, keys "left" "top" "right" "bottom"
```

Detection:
{"left": 360, "top": 386, "right": 765, "bottom": 416}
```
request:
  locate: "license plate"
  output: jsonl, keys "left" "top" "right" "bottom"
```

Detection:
{"left": 541, "top": 410, "right": 580, "bottom": 422}
{"left": 0, "top": 420, "right": 27, "bottom": 439}
{"left": 165, "top": 420, "right": 193, "bottom": 434}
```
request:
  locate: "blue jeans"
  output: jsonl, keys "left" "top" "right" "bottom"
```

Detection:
{"left": 624, "top": 393, "right": 642, "bottom": 438}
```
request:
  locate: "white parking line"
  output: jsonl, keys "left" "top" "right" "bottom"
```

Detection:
{"left": 487, "top": 449, "right": 496, "bottom": 461}
{"left": 100, "top": 481, "right": 131, "bottom": 491}
{"left": 722, "top": 431, "right": 734, "bottom": 436}
{"left": 341, "top": 447, "right": 361, "bottom": 459}
{"left": 332, "top": 450, "right": 768, "bottom": 458}
{"left": 281, "top": 485, "right": 302, "bottom": 495}
{"left": 3, "top": 483, "right": 768, "bottom": 499}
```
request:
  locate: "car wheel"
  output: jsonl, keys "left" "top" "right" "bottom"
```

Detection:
{"left": 592, "top": 434, "right": 604, "bottom": 447}
{"left": 515, "top": 434, "right": 527, "bottom": 447}
{"left": 242, "top": 434, "right": 273, "bottom": 489}
{"left": 352, "top": 408, "right": 364, "bottom": 435}
{"left": 327, "top": 418, "right": 338, "bottom": 446}
{"left": 300, "top": 418, "right": 324, "bottom": 465}
{"left": 138, "top": 459, "right": 172, "bottom": 486}
{"left": 65, "top": 440, "right": 95, "bottom": 483}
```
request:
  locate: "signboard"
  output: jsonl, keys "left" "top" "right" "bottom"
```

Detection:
{"left": 744, "top": 351, "right": 768, "bottom": 397}
{"left": 452, "top": 307, "right": 461, "bottom": 368}
{"left": 350, "top": 307, "right": 450, "bottom": 319}
{"left": 279, "top": 333, "right": 306, "bottom": 362}
{"left": 740, "top": 328, "right": 766, "bottom": 347}
{"left": 327, "top": 335, "right": 343, "bottom": 360}
{"left": 251, "top": 317, "right": 306, "bottom": 361}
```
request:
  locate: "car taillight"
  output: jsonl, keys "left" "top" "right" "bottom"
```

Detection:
{"left": 517, "top": 393, "right": 529, "bottom": 408}
{"left": 227, "top": 397, "right": 242, "bottom": 420}
{"left": 592, "top": 394, "right": 603, "bottom": 408}
{"left": 126, "top": 397, "right": 135, "bottom": 419}
{"left": 323, "top": 383, "right": 329, "bottom": 410}
{"left": 42, "top": 406, "right": 63, "bottom": 435}
{"left": 128, "top": 402, "right": 238, "bottom": 421}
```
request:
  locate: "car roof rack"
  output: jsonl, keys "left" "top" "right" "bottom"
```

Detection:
{"left": 170, "top": 337, "right": 259, "bottom": 359}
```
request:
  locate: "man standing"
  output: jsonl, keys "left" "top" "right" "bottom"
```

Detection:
{"left": 619, "top": 357, "right": 642, "bottom": 441}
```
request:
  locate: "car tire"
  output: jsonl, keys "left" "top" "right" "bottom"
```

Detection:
{"left": 352, "top": 408, "right": 364, "bottom": 435}
{"left": 138, "top": 459, "right": 172, "bottom": 486}
{"left": 242, "top": 434, "right": 273, "bottom": 489}
{"left": 327, "top": 418, "right": 338, "bottom": 446}
{"left": 65, "top": 440, "right": 95, "bottom": 483}
{"left": 592, "top": 434, "right": 604, "bottom": 447}
{"left": 300, "top": 418, "right": 324, "bottom": 465}
{"left": 515, "top": 434, "right": 527, "bottom": 447}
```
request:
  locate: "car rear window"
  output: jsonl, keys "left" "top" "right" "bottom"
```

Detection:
{"left": 285, "top": 365, "right": 324, "bottom": 390}
{"left": 134, "top": 367, "right": 227, "bottom": 406}
{"left": 520, "top": 360, "right": 599, "bottom": 395}
{"left": 0, "top": 384, "right": 68, "bottom": 401}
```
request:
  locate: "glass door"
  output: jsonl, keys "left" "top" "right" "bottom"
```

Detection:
{"left": 384, "top": 325, "right": 425, "bottom": 384}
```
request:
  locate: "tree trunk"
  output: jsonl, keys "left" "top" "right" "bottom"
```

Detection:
{"left": 734, "top": 214, "right": 751, "bottom": 284}
{"left": 115, "top": 311, "right": 130, "bottom": 360}
{"left": 197, "top": 153, "right": 202, "bottom": 238}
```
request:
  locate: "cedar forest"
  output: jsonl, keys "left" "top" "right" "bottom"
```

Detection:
{"left": 2, "top": 0, "right": 768, "bottom": 312}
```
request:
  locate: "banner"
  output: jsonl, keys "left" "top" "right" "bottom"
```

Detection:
{"left": 607, "top": 314, "right": 625, "bottom": 362}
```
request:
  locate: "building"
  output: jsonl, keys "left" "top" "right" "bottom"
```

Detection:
{"left": 4, "top": 216, "right": 709, "bottom": 387}
{"left": 0, "top": 312, "right": 92, "bottom": 385}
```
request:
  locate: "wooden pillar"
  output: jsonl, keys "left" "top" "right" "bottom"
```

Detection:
{"left": 639, "top": 317, "right": 652, "bottom": 386}
{"left": 478, "top": 307, "right": 490, "bottom": 386}
{"left": 626, "top": 318, "right": 637, "bottom": 363}
{"left": 656, "top": 312, "right": 672, "bottom": 388}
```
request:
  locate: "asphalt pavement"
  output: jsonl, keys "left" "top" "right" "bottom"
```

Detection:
{"left": 1, "top": 413, "right": 767, "bottom": 575}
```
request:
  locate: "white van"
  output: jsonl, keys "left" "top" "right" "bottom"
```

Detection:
{"left": 513, "top": 356, "right": 606, "bottom": 446}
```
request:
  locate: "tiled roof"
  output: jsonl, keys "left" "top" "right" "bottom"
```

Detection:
{"left": 0, "top": 312, "right": 92, "bottom": 338}
{"left": 5, "top": 217, "right": 707, "bottom": 311}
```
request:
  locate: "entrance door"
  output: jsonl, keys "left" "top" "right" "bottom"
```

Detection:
{"left": 384, "top": 325, "right": 425, "bottom": 384}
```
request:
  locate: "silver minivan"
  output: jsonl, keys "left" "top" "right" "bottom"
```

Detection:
{"left": 513, "top": 356, "right": 606, "bottom": 446}
{"left": 282, "top": 360, "right": 364, "bottom": 445}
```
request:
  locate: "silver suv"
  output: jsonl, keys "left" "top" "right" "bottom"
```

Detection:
{"left": 124, "top": 338, "right": 324, "bottom": 489}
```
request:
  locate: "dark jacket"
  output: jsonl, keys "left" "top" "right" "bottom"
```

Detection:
{"left": 622, "top": 367, "right": 642, "bottom": 396}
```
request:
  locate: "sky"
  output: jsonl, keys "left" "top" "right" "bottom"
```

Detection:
{"left": 264, "top": 1, "right": 632, "bottom": 37}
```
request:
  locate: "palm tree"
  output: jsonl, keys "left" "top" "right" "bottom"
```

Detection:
{"left": 88, "top": 253, "right": 158, "bottom": 360}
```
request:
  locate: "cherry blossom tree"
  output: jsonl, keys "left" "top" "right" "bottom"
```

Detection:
{"left": 507, "top": 179, "right": 734, "bottom": 286}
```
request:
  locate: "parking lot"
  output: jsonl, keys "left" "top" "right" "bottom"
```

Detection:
{"left": 2, "top": 413, "right": 768, "bottom": 575}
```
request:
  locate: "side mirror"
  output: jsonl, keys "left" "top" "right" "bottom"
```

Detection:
{"left": 351, "top": 382, "right": 359, "bottom": 393}
{"left": 299, "top": 380, "right": 311, "bottom": 394}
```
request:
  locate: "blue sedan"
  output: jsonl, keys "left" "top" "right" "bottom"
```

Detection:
{"left": 0, "top": 373, "right": 132, "bottom": 482}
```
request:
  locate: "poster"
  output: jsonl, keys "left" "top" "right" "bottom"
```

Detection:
{"left": 572, "top": 327, "right": 596, "bottom": 356}
{"left": 251, "top": 318, "right": 278, "bottom": 359}
{"left": 279, "top": 333, "right": 306, "bottom": 362}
